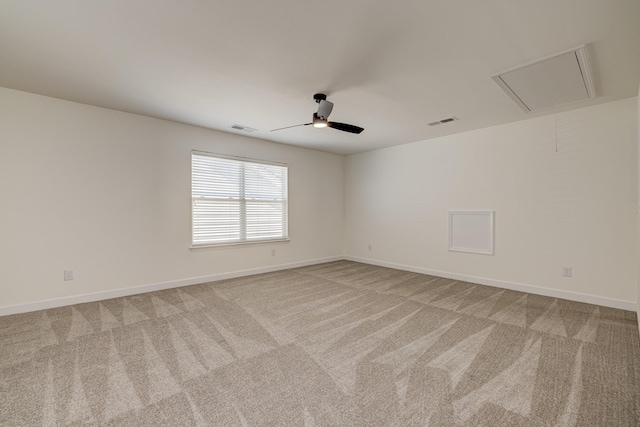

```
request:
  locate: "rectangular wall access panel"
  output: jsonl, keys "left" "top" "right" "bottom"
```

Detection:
{"left": 449, "top": 211, "right": 494, "bottom": 255}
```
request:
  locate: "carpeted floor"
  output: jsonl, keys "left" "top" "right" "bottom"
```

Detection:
{"left": 1, "top": 260, "right": 639, "bottom": 426}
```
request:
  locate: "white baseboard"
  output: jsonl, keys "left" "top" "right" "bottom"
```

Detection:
{"left": 0, "top": 256, "right": 343, "bottom": 316}
{"left": 2, "top": 254, "right": 636, "bottom": 316}
{"left": 345, "top": 255, "right": 637, "bottom": 312}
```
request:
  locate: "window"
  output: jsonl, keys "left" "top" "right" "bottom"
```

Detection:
{"left": 191, "top": 151, "right": 288, "bottom": 247}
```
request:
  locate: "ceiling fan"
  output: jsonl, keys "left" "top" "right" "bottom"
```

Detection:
{"left": 271, "top": 93, "right": 364, "bottom": 134}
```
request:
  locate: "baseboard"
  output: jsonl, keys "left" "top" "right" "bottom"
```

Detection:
{"left": 0, "top": 256, "right": 343, "bottom": 316}
{"left": 3, "top": 254, "right": 636, "bottom": 316}
{"left": 345, "top": 255, "right": 637, "bottom": 312}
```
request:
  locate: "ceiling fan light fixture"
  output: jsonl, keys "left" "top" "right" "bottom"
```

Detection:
{"left": 312, "top": 113, "right": 328, "bottom": 128}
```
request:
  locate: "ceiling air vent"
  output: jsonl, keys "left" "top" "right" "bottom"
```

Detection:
{"left": 428, "top": 116, "right": 459, "bottom": 126}
{"left": 230, "top": 124, "right": 257, "bottom": 133}
{"left": 492, "top": 45, "right": 595, "bottom": 112}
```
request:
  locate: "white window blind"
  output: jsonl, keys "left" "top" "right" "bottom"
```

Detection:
{"left": 192, "top": 152, "right": 288, "bottom": 246}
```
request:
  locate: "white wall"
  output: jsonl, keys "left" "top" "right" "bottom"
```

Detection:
{"left": 2, "top": 88, "right": 638, "bottom": 314}
{"left": 345, "top": 98, "right": 638, "bottom": 309}
{"left": 0, "top": 88, "right": 344, "bottom": 312}
{"left": 637, "top": 87, "right": 640, "bottom": 323}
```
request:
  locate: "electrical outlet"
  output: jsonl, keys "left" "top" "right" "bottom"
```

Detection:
{"left": 64, "top": 270, "right": 74, "bottom": 281}
{"left": 368, "top": 244, "right": 372, "bottom": 251}
{"left": 562, "top": 267, "right": 572, "bottom": 277}
{"left": 271, "top": 249, "right": 276, "bottom": 256}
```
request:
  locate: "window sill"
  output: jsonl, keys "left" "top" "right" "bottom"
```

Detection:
{"left": 190, "top": 238, "right": 290, "bottom": 251}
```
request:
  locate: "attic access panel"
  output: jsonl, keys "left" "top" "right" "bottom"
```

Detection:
{"left": 492, "top": 46, "right": 595, "bottom": 112}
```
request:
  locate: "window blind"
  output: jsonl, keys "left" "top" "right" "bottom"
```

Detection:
{"left": 192, "top": 152, "right": 288, "bottom": 246}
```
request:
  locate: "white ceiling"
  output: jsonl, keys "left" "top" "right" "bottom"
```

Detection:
{"left": 1, "top": 0, "right": 639, "bottom": 155}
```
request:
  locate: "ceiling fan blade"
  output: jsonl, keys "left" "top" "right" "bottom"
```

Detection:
{"left": 270, "top": 123, "right": 312, "bottom": 132}
{"left": 316, "top": 99, "right": 334, "bottom": 120}
{"left": 328, "top": 122, "right": 364, "bottom": 134}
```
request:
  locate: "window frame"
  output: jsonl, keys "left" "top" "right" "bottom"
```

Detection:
{"left": 191, "top": 150, "right": 289, "bottom": 249}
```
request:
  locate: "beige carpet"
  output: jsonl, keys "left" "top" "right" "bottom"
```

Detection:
{"left": 1, "top": 260, "right": 639, "bottom": 426}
